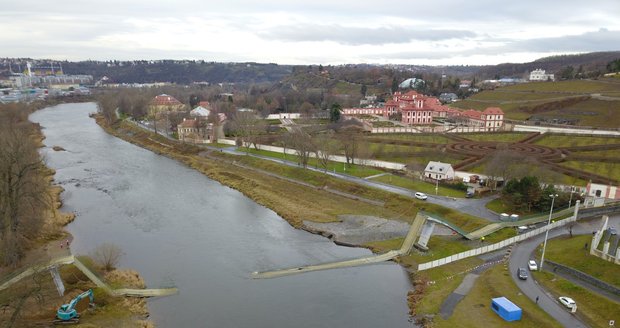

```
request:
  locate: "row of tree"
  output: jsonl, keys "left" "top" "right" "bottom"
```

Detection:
{"left": 0, "top": 103, "right": 48, "bottom": 267}
{"left": 501, "top": 176, "right": 579, "bottom": 212}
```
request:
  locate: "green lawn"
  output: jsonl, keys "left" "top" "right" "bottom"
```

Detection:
{"left": 436, "top": 265, "right": 562, "bottom": 328}
{"left": 459, "top": 132, "right": 532, "bottom": 143}
{"left": 570, "top": 148, "right": 620, "bottom": 158}
{"left": 244, "top": 148, "right": 385, "bottom": 178}
{"left": 560, "top": 161, "right": 620, "bottom": 183}
{"left": 534, "top": 271, "right": 620, "bottom": 328}
{"left": 502, "top": 80, "right": 620, "bottom": 94}
{"left": 365, "top": 134, "right": 451, "bottom": 144}
{"left": 370, "top": 174, "right": 466, "bottom": 198}
{"left": 534, "top": 135, "right": 620, "bottom": 147}
{"left": 541, "top": 235, "right": 620, "bottom": 287}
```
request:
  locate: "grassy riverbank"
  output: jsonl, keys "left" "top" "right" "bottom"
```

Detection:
{"left": 0, "top": 102, "right": 153, "bottom": 327}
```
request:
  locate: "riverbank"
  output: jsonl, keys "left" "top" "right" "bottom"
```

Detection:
{"left": 0, "top": 102, "right": 152, "bottom": 327}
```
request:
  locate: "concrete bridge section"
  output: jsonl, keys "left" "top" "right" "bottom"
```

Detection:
{"left": 0, "top": 255, "right": 177, "bottom": 298}
{"left": 252, "top": 213, "right": 429, "bottom": 279}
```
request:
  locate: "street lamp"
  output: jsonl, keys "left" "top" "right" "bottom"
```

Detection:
{"left": 568, "top": 187, "right": 575, "bottom": 209}
{"left": 540, "top": 194, "right": 559, "bottom": 271}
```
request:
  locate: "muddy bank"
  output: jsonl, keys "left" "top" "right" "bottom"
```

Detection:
{"left": 303, "top": 215, "right": 410, "bottom": 246}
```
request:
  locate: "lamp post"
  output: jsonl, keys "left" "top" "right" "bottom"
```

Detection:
{"left": 568, "top": 187, "right": 575, "bottom": 209}
{"left": 435, "top": 178, "right": 439, "bottom": 195}
{"left": 540, "top": 194, "right": 559, "bottom": 271}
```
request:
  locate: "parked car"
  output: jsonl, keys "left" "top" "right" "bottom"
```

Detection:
{"left": 528, "top": 260, "right": 538, "bottom": 271}
{"left": 609, "top": 227, "right": 617, "bottom": 235}
{"left": 517, "top": 267, "right": 528, "bottom": 280}
{"left": 414, "top": 192, "right": 428, "bottom": 200}
{"left": 558, "top": 296, "right": 576, "bottom": 309}
{"left": 466, "top": 191, "right": 474, "bottom": 198}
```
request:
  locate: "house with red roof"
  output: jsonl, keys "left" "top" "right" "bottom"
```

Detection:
{"left": 148, "top": 94, "right": 186, "bottom": 117}
{"left": 458, "top": 107, "right": 505, "bottom": 131}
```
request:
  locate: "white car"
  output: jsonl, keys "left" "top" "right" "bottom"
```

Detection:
{"left": 558, "top": 296, "right": 576, "bottom": 309}
{"left": 528, "top": 260, "right": 538, "bottom": 271}
{"left": 415, "top": 192, "right": 428, "bottom": 200}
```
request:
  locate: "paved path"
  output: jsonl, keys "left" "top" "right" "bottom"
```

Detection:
{"left": 253, "top": 212, "right": 426, "bottom": 279}
{"left": 215, "top": 146, "right": 501, "bottom": 221}
{"left": 509, "top": 229, "right": 588, "bottom": 327}
{"left": 439, "top": 251, "right": 506, "bottom": 319}
{"left": 0, "top": 255, "right": 177, "bottom": 298}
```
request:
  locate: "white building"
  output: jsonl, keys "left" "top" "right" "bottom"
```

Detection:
{"left": 586, "top": 182, "right": 620, "bottom": 200}
{"left": 424, "top": 161, "right": 455, "bottom": 181}
{"left": 529, "top": 69, "right": 555, "bottom": 81}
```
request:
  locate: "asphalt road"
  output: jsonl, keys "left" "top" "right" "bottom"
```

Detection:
{"left": 219, "top": 146, "right": 501, "bottom": 221}
{"left": 507, "top": 216, "right": 618, "bottom": 328}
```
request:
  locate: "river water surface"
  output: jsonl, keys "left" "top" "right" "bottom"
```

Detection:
{"left": 31, "top": 103, "right": 414, "bottom": 327}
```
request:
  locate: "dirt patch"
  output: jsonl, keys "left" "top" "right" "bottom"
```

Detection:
{"left": 303, "top": 215, "right": 410, "bottom": 246}
{"left": 52, "top": 145, "right": 66, "bottom": 151}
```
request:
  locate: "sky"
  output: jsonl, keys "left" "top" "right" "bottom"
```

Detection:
{"left": 2, "top": 0, "right": 620, "bottom": 66}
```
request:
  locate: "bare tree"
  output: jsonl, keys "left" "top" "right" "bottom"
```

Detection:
{"left": 229, "top": 111, "right": 267, "bottom": 152}
{"left": 289, "top": 129, "right": 315, "bottom": 168}
{"left": 0, "top": 121, "right": 48, "bottom": 267}
{"left": 314, "top": 131, "right": 338, "bottom": 171}
{"left": 92, "top": 243, "right": 123, "bottom": 272}
{"left": 336, "top": 122, "right": 364, "bottom": 164}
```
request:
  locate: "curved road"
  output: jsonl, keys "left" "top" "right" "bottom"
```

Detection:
{"left": 507, "top": 216, "right": 617, "bottom": 328}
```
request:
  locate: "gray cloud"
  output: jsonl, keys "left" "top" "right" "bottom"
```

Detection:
{"left": 259, "top": 25, "right": 476, "bottom": 45}
{"left": 506, "top": 28, "right": 620, "bottom": 53}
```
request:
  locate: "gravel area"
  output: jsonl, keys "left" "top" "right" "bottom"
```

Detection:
{"left": 304, "top": 215, "right": 410, "bottom": 245}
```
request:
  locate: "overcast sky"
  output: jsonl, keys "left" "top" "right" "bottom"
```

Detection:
{"left": 2, "top": 0, "right": 620, "bottom": 65}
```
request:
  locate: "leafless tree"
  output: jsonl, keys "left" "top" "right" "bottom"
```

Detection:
{"left": 335, "top": 122, "right": 364, "bottom": 164}
{"left": 229, "top": 111, "right": 267, "bottom": 152}
{"left": 92, "top": 243, "right": 123, "bottom": 272}
{"left": 0, "top": 121, "right": 48, "bottom": 267}
{"left": 314, "top": 131, "right": 338, "bottom": 171}
{"left": 289, "top": 129, "right": 315, "bottom": 168}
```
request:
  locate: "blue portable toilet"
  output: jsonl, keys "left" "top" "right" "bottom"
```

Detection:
{"left": 491, "top": 297, "right": 522, "bottom": 321}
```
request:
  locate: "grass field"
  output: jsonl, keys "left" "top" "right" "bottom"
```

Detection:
{"left": 534, "top": 271, "right": 620, "bottom": 328}
{"left": 560, "top": 161, "right": 620, "bottom": 183}
{"left": 542, "top": 234, "right": 620, "bottom": 287}
{"left": 244, "top": 148, "right": 385, "bottom": 178}
{"left": 571, "top": 148, "right": 620, "bottom": 158}
{"left": 435, "top": 265, "right": 562, "bottom": 328}
{"left": 534, "top": 135, "right": 620, "bottom": 147}
{"left": 365, "top": 134, "right": 452, "bottom": 144}
{"left": 459, "top": 132, "right": 532, "bottom": 143}
{"left": 501, "top": 79, "right": 620, "bottom": 94}
{"left": 451, "top": 80, "right": 620, "bottom": 125}
{"left": 370, "top": 174, "right": 466, "bottom": 198}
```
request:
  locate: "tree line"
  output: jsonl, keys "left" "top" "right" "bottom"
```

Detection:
{"left": 0, "top": 103, "right": 49, "bottom": 267}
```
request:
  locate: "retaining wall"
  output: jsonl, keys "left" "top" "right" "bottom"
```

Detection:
{"left": 545, "top": 260, "right": 620, "bottom": 296}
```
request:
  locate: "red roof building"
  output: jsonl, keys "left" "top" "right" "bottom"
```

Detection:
{"left": 148, "top": 94, "right": 185, "bottom": 117}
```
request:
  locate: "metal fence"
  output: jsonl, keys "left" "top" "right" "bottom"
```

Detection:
{"left": 418, "top": 204, "right": 580, "bottom": 271}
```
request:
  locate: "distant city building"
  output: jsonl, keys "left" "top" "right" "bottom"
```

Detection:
{"left": 529, "top": 69, "right": 555, "bottom": 81}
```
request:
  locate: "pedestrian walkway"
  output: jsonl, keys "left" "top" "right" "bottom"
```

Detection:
{"left": 253, "top": 212, "right": 427, "bottom": 279}
{"left": 0, "top": 255, "right": 177, "bottom": 298}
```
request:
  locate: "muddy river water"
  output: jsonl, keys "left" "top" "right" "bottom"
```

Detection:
{"left": 31, "top": 103, "right": 414, "bottom": 327}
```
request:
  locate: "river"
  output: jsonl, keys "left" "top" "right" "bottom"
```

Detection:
{"left": 31, "top": 103, "right": 414, "bottom": 328}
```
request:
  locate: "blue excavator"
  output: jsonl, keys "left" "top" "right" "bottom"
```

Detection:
{"left": 54, "top": 289, "right": 94, "bottom": 324}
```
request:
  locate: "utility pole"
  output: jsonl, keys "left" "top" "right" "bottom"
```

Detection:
{"left": 540, "top": 194, "right": 559, "bottom": 271}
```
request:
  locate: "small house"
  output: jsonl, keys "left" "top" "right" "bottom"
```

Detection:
{"left": 491, "top": 297, "right": 522, "bottom": 322}
{"left": 424, "top": 161, "right": 455, "bottom": 181}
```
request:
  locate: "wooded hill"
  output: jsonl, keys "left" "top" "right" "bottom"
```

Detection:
{"left": 2, "top": 51, "right": 619, "bottom": 86}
